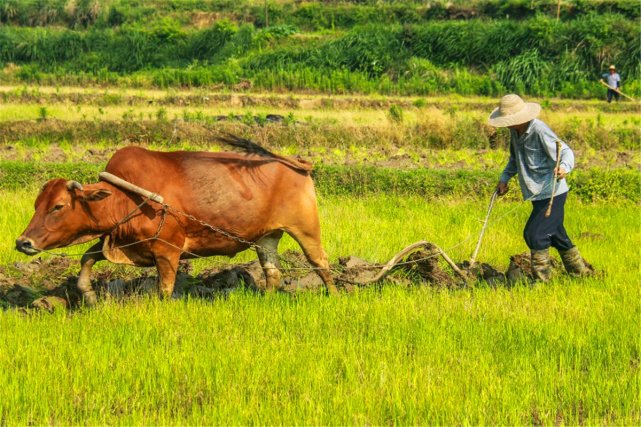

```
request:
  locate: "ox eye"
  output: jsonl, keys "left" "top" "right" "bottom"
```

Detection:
{"left": 48, "top": 204, "right": 64, "bottom": 214}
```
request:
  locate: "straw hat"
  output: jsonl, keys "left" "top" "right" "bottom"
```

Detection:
{"left": 609, "top": 64, "right": 616, "bottom": 70}
{"left": 488, "top": 94, "right": 541, "bottom": 128}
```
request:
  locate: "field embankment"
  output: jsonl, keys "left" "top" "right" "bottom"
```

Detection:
{"left": 1, "top": 160, "right": 638, "bottom": 204}
{"left": 0, "top": 87, "right": 639, "bottom": 172}
{"left": 1, "top": 88, "right": 638, "bottom": 202}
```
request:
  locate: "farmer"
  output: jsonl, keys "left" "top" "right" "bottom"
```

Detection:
{"left": 601, "top": 65, "right": 622, "bottom": 103}
{"left": 488, "top": 94, "right": 592, "bottom": 282}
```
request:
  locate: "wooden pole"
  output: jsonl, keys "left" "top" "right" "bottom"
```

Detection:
{"left": 545, "top": 140, "right": 562, "bottom": 218}
{"left": 599, "top": 80, "right": 637, "bottom": 101}
{"left": 469, "top": 190, "right": 498, "bottom": 267}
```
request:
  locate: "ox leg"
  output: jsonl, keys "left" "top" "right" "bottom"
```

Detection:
{"left": 78, "top": 242, "right": 105, "bottom": 306}
{"left": 255, "top": 231, "right": 283, "bottom": 291}
{"left": 154, "top": 250, "right": 181, "bottom": 299}
{"left": 288, "top": 229, "right": 338, "bottom": 295}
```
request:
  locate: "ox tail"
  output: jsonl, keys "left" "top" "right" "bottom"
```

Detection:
{"left": 217, "top": 133, "right": 313, "bottom": 174}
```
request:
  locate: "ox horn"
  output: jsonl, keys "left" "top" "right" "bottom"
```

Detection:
{"left": 66, "top": 180, "right": 84, "bottom": 192}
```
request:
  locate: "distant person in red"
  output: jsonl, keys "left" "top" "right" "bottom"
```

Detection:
{"left": 601, "top": 65, "right": 622, "bottom": 103}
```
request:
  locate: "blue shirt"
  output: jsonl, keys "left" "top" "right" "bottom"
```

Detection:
{"left": 602, "top": 72, "right": 621, "bottom": 88}
{"left": 499, "top": 119, "right": 574, "bottom": 201}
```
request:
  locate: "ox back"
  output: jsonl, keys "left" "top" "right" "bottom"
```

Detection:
{"left": 105, "top": 146, "right": 318, "bottom": 257}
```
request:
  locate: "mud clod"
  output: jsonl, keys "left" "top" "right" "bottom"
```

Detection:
{"left": 506, "top": 253, "right": 532, "bottom": 283}
{"left": 198, "top": 265, "right": 261, "bottom": 292}
{"left": 30, "top": 296, "right": 68, "bottom": 312}
{"left": 404, "top": 249, "right": 459, "bottom": 288}
{"left": 336, "top": 256, "right": 384, "bottom": 285}
{"left": 459, "top": 261, "right": 506, "bottom": 286}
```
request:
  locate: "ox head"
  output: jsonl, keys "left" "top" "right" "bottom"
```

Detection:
{"left": 15, "top": 179, "right": 112, "bottom": 255}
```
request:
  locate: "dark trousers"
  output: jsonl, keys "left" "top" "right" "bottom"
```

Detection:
{"left": 523, "top": 192, "right": 574, "bottom": 251}
{"left": 607, "top": 89, "right": 620, "bottom": 103}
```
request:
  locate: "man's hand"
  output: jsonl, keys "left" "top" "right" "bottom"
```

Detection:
{"left": 496, "top": 181, "right": 509, "bottom": 196}
{"left": 554, "top": 167, "right": 568, "bottom": 180}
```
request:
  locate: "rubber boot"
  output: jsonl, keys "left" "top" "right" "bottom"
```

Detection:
{"left": 530, "top": 249, "right": 552, "bottom": 282}
{"left": 559, "top": 246, "right": 593, "bottom": 277}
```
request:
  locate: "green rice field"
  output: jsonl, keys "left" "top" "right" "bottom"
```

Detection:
{"left": 0, "top": 189, "right": 639, "bottom": 424}
{"left": 0, "top": 84, "right": 639, "bottom": 424}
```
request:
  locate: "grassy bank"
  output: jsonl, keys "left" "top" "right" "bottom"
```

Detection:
{"left": 1, "top": 89, "right": 639, "bottom": 155}
{"left": 1, "top": 8, "right": 638, "bottom": 97}
{"left": 1, "top": 0, "right": 638, "bottom": 30}
{"left": 1, "top": 192, "right": 639, "bottom": 425}
{"left": 1, "top": 160, "right": 638, "bottom": 203}
{"left": 2, "top": 86, "right": 639, "bottom": 112}
{"left": 0, "top": 115, "right": 639, "bottom": 153}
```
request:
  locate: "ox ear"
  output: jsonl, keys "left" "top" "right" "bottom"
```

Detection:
{"left": 82, "top": 189, "right": 112, "bottom": 202}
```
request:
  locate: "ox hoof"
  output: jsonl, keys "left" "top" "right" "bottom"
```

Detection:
{"left": 158, "top": 290, "right": 176, "bottom": 300}
{"left": 82, "top": 291, "right": 97, "bottom": 306}
{"left": 263, "top": 284, "right": 283, "bottom": 293}
{"left": 324, "top": 285, "right": 340, "bottom": 296}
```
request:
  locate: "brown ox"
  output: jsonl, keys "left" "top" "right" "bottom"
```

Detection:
{"left": 15, "top": 141, "right": 337, "bottom": 304}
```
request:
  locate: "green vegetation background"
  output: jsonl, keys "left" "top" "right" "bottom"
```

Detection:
{"left": 0, "top": 0, "right": 639, "bottom": 97}
{"left": 0, "top": 3, "right": 639, "bottom": 425}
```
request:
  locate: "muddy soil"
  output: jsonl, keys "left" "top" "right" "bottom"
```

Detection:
{"left": 0, "top": 249, "right": 570, "bottom": 312}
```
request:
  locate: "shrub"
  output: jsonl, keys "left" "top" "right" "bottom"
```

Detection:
{"left": 37, "top": 106, "right": 48, "bottom": 122}
{"left": 388, "top": 104, "right": 404, "bottom": 123}
{"left": 0, "top": 13, "right": 638, "bottom": 97}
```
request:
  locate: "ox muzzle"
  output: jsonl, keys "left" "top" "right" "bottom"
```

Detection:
{"left": 15, "top": 236, "right": 40, "bottom": 255}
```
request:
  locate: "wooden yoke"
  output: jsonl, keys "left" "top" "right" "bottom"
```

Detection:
{"left": 99, "top": 172, "right": 165, "bottom": 204}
